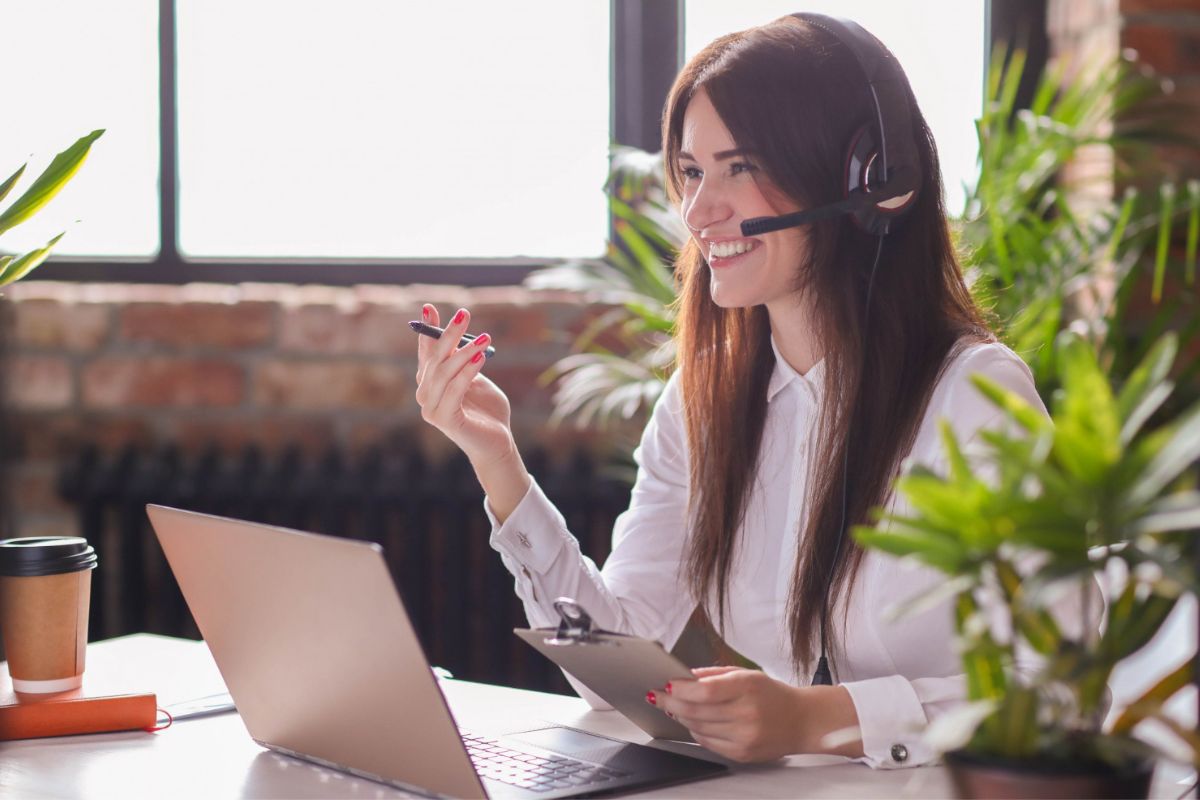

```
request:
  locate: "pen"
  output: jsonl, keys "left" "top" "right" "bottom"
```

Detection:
{"left": 408, "top": 321, "right": 496, "bottom": 359}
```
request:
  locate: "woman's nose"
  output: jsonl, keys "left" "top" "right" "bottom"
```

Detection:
{"left": 682, "top": 180, "right": 732, "bottom": 234}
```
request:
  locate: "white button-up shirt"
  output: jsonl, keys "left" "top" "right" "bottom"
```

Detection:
{"left": 487, "top": 339, "right": 1049, "bottom": 768}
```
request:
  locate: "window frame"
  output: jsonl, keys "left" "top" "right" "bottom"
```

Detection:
{"left": 33, "top": 0, "right": 1028, "bottom": 287}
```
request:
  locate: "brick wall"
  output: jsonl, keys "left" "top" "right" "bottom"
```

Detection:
{"left": 1120, "top": 0, "right": 1200, "bottom": 182}
{"left": 1048, "top": 0, "right": 1200, "bottom": 185}
{"left": 2, "top": 280, "right": 619, "bottom": 539}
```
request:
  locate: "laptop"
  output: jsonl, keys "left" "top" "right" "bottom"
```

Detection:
{"left": 145, "top": 504, "right": 728, "bottom": 799}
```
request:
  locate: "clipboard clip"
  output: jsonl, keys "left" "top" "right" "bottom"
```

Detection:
{"left": 546, "top": 597, "right": 616, "bottom": 646}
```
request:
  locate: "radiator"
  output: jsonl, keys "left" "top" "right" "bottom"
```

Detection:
{"left": 58, "top": 442, "right": 630, "bottom": 695}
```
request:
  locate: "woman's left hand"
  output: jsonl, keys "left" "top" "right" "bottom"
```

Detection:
{"left": 651, "top": 666, "right": 860, "bottom": 763}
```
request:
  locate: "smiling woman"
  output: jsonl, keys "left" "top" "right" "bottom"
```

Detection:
{"left": 413, "top": 12, "right": 1087, "bottom": 770}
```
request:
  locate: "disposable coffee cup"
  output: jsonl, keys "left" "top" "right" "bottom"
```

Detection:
{"left": 0, "top": 537, "right": 98, "bottom": 694}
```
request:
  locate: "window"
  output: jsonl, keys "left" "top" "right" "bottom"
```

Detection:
{"left": 176, "top": 1, "right": 610, "bottom": 259}
{"left": 6, "top": 1, "right": 997, "bottom": 282}
{"left": 685, "top": 1, "right": 987, "bottom": 215}
{"left": 2, "top": 1, "right": 159, "bottom": 257}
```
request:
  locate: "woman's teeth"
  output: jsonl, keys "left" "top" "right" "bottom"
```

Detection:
{"left": 710, "top": 240, "right": 755, "bottom": 258}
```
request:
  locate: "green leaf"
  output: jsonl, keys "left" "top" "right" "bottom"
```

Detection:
{"left": 939, "top": 419, "right": 972, "bottom": 484}
{"left": 1187, "top": 179, "right": 1199, "bottom": 285}
{"left": 1128, "top": 399, "right": 1200, "bottom": 506}
{"left": 0, "top": 164, "right": 26, "bottom": 206}
{"left": 924, "top": 699, "right": 998, "bottom": 754}
{"left": 1132, "top": 491, "right": 1200, "bottom": 535}
{"left": 992, "top": 686, "right": 1040, "bottom": 758}
{"left": 971, "top": 374, "right": 1051, "bottom": 434}
{"left": 1111, "top": 657, "right": 1194, "bottom": 735}
{"left": 994, "top": 559, "right": 1063, "bottom": 654}
{"left": 1052, "top": 331, "right": 1121, "bottom": 481}
{"left": 957, "top": 593, "right": 1008, "bottom": 701}
{"left": 883, "top": 573, "right": 976, "bottom": 622}
{"left": 0, "top": 233, "right": 65, "bottom": 285}
{"left": 1153, "top": 182, "right": 1175, "bottom": 302}
{"left": 1116, "top": 332, "right": 1177, "bottom": 443}
{"left": 1100, "top": 591, "right": 1176, "bottom": 663}
{"left": 0, "top": 129, "right": 104, "bottom": 237}
{"left": 852, "top": 522, "right": 966, "bottom": 573}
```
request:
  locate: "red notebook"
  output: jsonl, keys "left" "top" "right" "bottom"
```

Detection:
{"left": 0, "top": 686, "right": 157, "bottom": 739}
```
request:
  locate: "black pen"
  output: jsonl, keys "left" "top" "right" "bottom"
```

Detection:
{"left": 408, "top": 321, "right": 496, "bottom": 359}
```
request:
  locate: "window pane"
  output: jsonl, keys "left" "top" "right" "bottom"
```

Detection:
{"left": 177, "top": 1, "right": 610, "bottom": 259}
{"left": 1, "top": 1, "right": 159, "bottom": 257}
{"left": 685, "top": 1, "right": 985, "bottom": 215}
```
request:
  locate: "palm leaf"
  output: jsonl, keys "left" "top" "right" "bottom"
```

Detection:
{"left": 0, "top": 233, "right": 65, "bottom": 285}
{"left": 0, "top": 129, "right": 104, "bottom": 237}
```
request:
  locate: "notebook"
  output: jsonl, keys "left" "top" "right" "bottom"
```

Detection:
{"left": 146, "top": 504, "right": 728, "bottom": 799}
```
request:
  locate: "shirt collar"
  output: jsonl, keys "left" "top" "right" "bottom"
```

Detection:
{"left": 768, "top": 335, "right": 824, "bottom": 403}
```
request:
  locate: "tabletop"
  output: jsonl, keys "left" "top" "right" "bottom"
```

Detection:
{"left": 0, "top": 634, "right": 1194, "bottom": 799}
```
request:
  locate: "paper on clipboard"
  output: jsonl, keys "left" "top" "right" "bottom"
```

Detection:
{"left": 514, "top": 598, "right": 697, "bottom": 742}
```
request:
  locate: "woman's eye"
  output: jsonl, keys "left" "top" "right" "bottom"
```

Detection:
{"left": 730, "top": 161, "right": 758, "bottom": 176}
{"left": 680, "top": 165, "right": 702, "bottom": 180}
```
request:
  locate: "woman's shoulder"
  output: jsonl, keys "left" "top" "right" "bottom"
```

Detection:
{"left": 942, "top": 339, "right": 1040, "bottom": 397}
{"left": 922, "top": 338, "right": 1047, "bottom": 441}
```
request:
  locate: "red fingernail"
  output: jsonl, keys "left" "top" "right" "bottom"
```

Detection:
{"left": 474, "top": 333, "right": 491, "bottom": 347}
{"left": 471, "top": 351, "right": 484, "bottom": 364}
{"left": 422, "top": 306, "right": 430, "bottom": 320}
{"left": 452, "top": 309, "right": 466, "bottom": 325}
{"left": 646, "top": 691, "right": 656, "bottom": 705}
{"left": 665, "top": 682, "right": 672, "bottom": 694}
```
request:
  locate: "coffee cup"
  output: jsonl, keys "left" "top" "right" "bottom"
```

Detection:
{"left": 0, "top": 537, "right": 99, "bottom": 694}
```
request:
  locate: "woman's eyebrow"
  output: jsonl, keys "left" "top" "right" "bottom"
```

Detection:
{"left": 678, "top": 148, "right": 752, "bottom": 162}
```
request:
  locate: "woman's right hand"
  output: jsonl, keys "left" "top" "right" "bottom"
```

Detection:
{"left": 414, "top": 304, "right": 515, "bottom": 468}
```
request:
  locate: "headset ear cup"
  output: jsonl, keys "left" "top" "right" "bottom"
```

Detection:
{"left": 845, "top": 124, "right": 917, "bottom": 235}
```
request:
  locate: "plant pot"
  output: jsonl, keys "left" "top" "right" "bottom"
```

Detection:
{"left": 944, "top": 748, "right": 1154, "bottom": 800}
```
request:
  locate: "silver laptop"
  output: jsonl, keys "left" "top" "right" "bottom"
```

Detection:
{"left": 146, "top": 504, "right": 727, "bottom": 799}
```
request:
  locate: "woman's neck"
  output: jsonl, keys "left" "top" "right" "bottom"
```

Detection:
{"left": 766, "top": 294, "right": 822, "bottom": 376}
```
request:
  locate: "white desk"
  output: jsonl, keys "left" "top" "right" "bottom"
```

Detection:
{"left": 0, "top": 635, "right": 1193, "bottom": 799}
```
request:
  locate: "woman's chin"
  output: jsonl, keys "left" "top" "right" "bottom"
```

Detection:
{"left": 709, "top": 282, "right": 757, "bottom": 310}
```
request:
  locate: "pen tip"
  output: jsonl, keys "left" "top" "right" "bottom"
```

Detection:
{"left": 408, "top": 321, "right": 422, "bottom": 331}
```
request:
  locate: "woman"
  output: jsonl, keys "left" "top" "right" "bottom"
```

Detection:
{"left": 414, "top": 15, "right": 1055, "bottom": 768}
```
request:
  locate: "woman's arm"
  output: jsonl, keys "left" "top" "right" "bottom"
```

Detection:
{"left": 485, "top": 368, "right": 696, "bottom": 643}
{"left": 413, "top": 303, "right": 532, "bottom": 522}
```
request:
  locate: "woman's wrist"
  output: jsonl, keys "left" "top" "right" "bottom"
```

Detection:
{"left": 792, "top": 685, "right": 863, "bottom": 758}
{"left": 472, "top": 440, "right": 532, "bottom": 524}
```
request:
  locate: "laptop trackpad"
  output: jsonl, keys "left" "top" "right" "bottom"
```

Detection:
{"left": 511, "top": 727, "right": 627, "bottom": 763}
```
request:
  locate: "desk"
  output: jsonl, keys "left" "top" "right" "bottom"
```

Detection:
{"left": 0, "top": 635, "right": 1193, "bottom": 799}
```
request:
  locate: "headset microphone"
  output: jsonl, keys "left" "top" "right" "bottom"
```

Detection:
{"left": 740, "top": 198, "right": 859, "bottom": 237}
{"left": 739, "top": 180, "right": 916, "bottom": 237}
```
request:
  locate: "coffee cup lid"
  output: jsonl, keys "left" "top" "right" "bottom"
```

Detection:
{"left": 0, "top": 537, "right": 98, "bottom": 577}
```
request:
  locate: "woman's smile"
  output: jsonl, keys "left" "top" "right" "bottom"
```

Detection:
{"left": 706, "top": 237, "right": 762, "bottom": 266}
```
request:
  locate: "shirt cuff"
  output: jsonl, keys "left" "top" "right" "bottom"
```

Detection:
{"left": 486, "top": 478, "right": 570, "bottom": 576}
{"left": 841, "top": 674, "right": 933, "bottom": 769}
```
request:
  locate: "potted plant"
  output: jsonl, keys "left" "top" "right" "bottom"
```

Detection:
{"left": 0, "top": 129, "right": 104, "bottom": 284}
{"left": 853, "top": 329, "right": 1200, "bottom": 798}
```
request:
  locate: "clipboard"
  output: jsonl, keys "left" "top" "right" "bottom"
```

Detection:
{"left": 514, "top": 598, "right": 696, "bottom": 742}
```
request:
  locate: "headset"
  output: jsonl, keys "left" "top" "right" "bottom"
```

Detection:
{"left": 736, "top": 14, "right": 924, "bottom": 687}
{"left": 739, "top": 13, "right": 922, "bottom": 238}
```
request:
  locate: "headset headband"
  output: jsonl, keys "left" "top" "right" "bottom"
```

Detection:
{"left": 791, "top": 12, "right": 921, "bottom": 199}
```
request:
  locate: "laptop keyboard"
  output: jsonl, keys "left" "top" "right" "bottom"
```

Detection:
{"left": 461, "top": 732, "right": 629, "bottom": 793}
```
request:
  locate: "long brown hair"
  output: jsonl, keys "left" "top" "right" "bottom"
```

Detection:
{"left": 663, "top": 17, "right": 990, "bottom": 675}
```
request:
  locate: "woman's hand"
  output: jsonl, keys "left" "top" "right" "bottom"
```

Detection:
{"left": 650, "top": 666, "right": 862, "bottom": 763}
{"left": 414, "top": 304, "right": 531, "bottom": 519}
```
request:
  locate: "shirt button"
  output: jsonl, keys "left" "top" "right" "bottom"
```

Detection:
{"left": 890, "top": 744, "right": 908, "bottom": 763}
{"left": 516, "top": 531, "right": 532, "bottom": 548}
